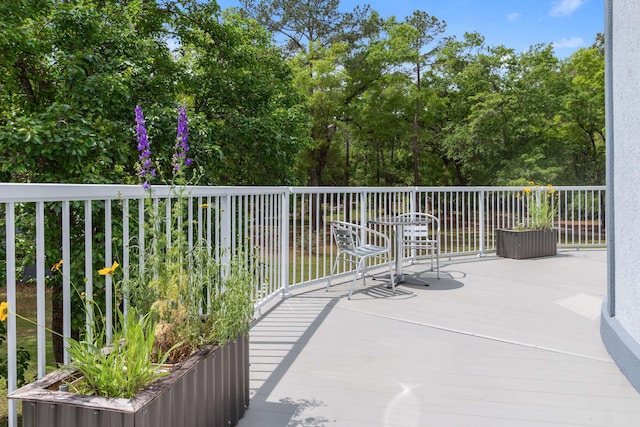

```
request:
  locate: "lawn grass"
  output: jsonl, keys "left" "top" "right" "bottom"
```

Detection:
{"left": 0, "top": 282, "right": 55, "bottom": 427}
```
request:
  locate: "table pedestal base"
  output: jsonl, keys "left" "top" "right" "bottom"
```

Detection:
{"left": 373, "top": 274, "right": 429, "bottom": 287}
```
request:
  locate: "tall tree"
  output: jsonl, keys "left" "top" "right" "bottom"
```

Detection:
{"left": 174, "top": 1, "right": 309, "bottom": 185}
{"left": 403, "top": 11, "right": 446, "bottom": 186}
{"left": 239, "top": 0, "right": 377, "bottom": 187}
{"left": 0, "top": 0, "right": 176, "bottom": 183}
{"left": 556, "top": 36, "right": 605, "bottom": 185}
{"left": 238, "top": 0, "right": 370, "bottom": 55}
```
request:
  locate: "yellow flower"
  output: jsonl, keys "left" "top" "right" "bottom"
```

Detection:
{"left": 547, "top": 184, "right": 556, "bottom": 194}
{"left": 51, "top": 259, "right": 63, "bottom": 272}
{"left": 524, "top": 187, "right": 532, "bottom": 194}
{"left": 98, "top": 261, "right": 119, "bottom": 276}
{"left": 200, "top": 203, "right": 209, "bottom": 208}
{"left": 528, "top": 181, "right": 535, "bottom": 185}
{"left": 0, "top": 301, "right": 8, "bottom": 322}
{"left": 80, "top": 292, "right": 86, "bottom": 298}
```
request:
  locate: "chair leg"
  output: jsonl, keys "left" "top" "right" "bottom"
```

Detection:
{"left": 348, "top": 260, "right": 365, "bottom": 300}
{"left": 387, "top": 252, "right": 395, "bottom": 294}
{"left": 327, "top": 255, "right": 341, "bottom": 292}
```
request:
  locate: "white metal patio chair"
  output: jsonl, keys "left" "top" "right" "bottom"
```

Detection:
{"left": 396, "top": 212, "right": 440, "bottom": 279}
{"left": 327, "top": 220, "right": 395, "bottom": 299}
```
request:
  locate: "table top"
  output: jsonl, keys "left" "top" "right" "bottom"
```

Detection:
{"left": 368, "top": 216, "right": 431, "bottom": 226}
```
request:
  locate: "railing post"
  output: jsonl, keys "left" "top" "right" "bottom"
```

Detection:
{"left": 411, "top": 186, "right": 418, "bottom": 212}
{"left": 359, "top": 190, "right": 368, "bottom": 244}
{"left": 62, "top": 201, "right": 71, "bottom": 365}
{"left": 84, "top": 200, "right": 94, "bottom": 343}
{"left": 479, "top": 189, "right": 486, "bottom": 256}
{"left": 220, "top": 194, "right": 232, "bottom": 277}
{"left": 36, "top": 202, "right": 46, "bottom": 377}
{"left": 6, "top": 202, "right": 17, "bottom": 427}
{"left": 121, "top": 199, "right": 130, "bottom": 321}
{"left": 281, "top": 189, "right": 291, "bottom": 298}
{"left": 105, "top": 200, "right": 113, "bottom": 345}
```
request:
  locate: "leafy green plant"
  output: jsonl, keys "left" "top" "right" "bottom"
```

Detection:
{"left": 517, "top": 182, "right": 558, "bottom": 230}
{"left": 65, "top": 309, "right": 175, "bottom": 399}
{"left": 125, "top": 105, "right": 255, "bottom": 364}
{"left": 209, "top": 250, "right": 256, "bottom": 346}
{"left": 0, "top": 302, "right": 31, "bottom": 388}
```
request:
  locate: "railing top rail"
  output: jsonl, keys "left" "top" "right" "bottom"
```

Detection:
{"left": 0, "top": 183, "right": 291, "bottom": 202}
{"left": 288, "top": 186, "right": 414, "bottom": 194}
{"left": 289, "top": 185, "right": 606, "bottom": 193}
{"left": 414, "top": 186, "right": 606, "bottom": 192}
{"left": 0, "top": 183, "right": 606, "bottom": 203}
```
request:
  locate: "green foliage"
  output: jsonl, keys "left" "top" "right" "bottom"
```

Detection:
{"left": 209, "top": 252, "right": 256, "bottom": 345}
{"left": 126, "top": 190, "right": 257, "bottom": 361}
{"left": 516, "top": 183, "right": 558, "bottom": 230}
{"left": 0, "top": 316, "right": 31, "bottom": 388}
{"left": 172, "top": 1, "right": 309, "bottom": 185}
{"left": 0, "top": 0, "right": 175, "bottom": 184}
{"left": 0, "top": 0, "right": 305, "bottom": 361}
{"left": 0, "top": 0, "right": 306, "bottom": 185}
{"left": 65, "top": 310, "right": 173, "bottom": 399}
{"left": 123, "top": 105, "right": 255, "bottom": 364}
{"left": 0, "top": 0, "right": 605, "bottom": 188}
{"left": 126, "top": 195, "right": 223, "bottom": 361}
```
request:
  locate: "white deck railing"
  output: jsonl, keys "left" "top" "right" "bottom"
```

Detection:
{"left": 1, "top": 184, "right": 605, "bottom": 426}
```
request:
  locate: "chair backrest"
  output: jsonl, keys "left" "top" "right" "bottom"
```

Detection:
{"left": 397, "top": 213, "right": 440, "bottom": 246}
{"left": 331, "top": 222, "right": 360, "bottom": 252}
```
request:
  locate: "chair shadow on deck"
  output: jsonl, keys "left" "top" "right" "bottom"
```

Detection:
{"left": 330, "top": 266, "right": 465, "bottom": 299}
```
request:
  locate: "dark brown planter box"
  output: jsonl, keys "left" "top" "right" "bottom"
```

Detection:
{"left": 496, "top": 228, "right": 557, "bottom": 259}
{"left": 9, "top": 335, "right": 249, "bottom": 427}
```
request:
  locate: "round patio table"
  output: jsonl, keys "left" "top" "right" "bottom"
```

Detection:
{"left": 368, "top": 216, "right": 430, "bottom": 286}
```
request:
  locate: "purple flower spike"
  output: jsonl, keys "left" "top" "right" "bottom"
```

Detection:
{"left": 135, "top": 105, "right": 153, "bottom": 190}
{"left": 173, "top": 107, "right": 191, "bottom": 171}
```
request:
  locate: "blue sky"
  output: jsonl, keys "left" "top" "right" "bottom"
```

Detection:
{"left": 215, "top": 0, "right": 603, "bottom": 58}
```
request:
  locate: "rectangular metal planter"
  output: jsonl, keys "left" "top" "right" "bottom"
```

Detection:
{"left": 9, "top": 335, "right": 249, "bottom": 427}
{"left": 495, "top": 228, "right": 557, "bottom": 259}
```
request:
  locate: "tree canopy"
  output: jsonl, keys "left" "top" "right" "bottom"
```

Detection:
{"left": 0, "top": 0, "right": 605, "bottom": 187}
{"left": 0, "top": 0, "right": 309, "bottom": 185}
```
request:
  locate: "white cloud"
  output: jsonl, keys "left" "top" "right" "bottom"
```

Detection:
{"left": 507, "top": 12, "right": 521, "bottom": 22}
{"left": 553, "top": 37, "right": 586, "bottom": 49}
{"left": 549, "top": 0, "right": 584, "bottom": 17}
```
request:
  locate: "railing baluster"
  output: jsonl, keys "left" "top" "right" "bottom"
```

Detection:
{"left": 62, "top": 200, "right": 71, "bottom": 365}
{"left": 105, "top": 200, "right": 113, "bottom": 345}
{"left": 35, "top": 202, "right": 46, "bottom": 377}
{"left": 6, "top": 202, "right": 17, "bottom": 427}
{"left": 84, "top": 200, "right": 93, "bottom": 342}
{"left": 122, "top": 199, "right": 130, "bottom": 315}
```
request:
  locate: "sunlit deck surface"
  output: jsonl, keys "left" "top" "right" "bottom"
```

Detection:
{"left": 237, "top": 249, "right": 640, "bottom": 427}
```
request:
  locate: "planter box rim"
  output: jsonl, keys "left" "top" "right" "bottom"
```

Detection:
{"left": 495, "top": 228, "right": 557, "bottom": 259}
{"left": 8, "top": 343, "right": 219, "bottom": 414}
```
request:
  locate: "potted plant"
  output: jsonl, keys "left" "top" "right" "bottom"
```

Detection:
{"left": 496, "top": 182, "right": 558, "bottom": 259}
{"left": 8, "top": 106, "right": 254, "bottom": 427}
